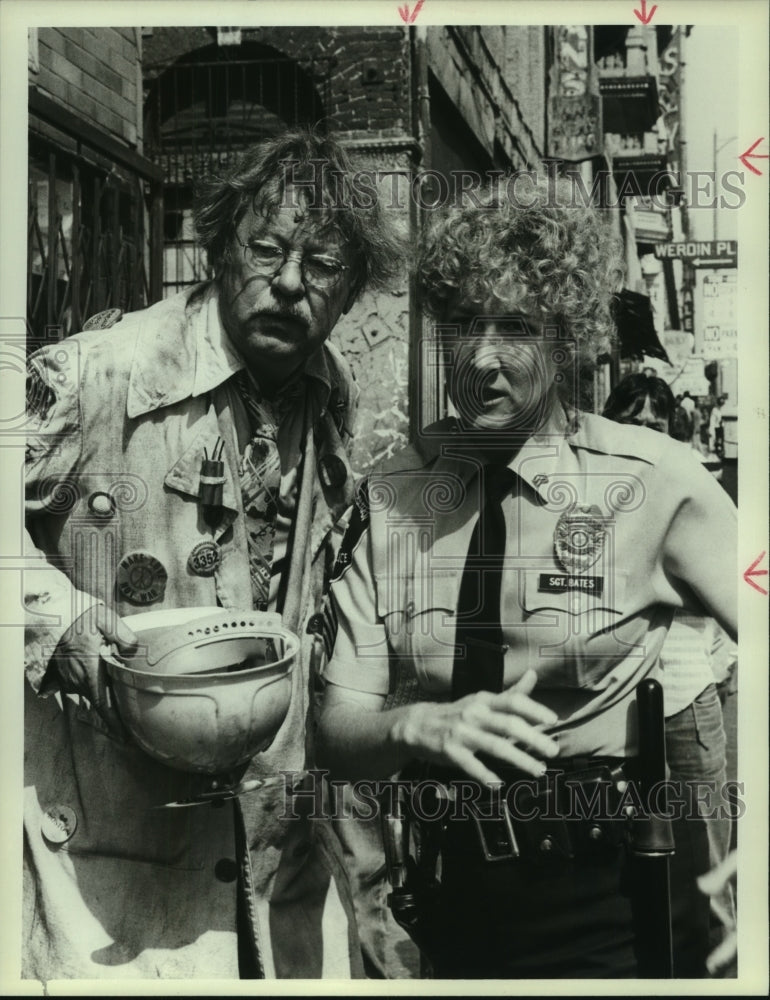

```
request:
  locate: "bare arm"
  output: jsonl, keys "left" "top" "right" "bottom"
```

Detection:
{"left": 317, "top": 667, "right": 560, "bottom": 784}
{"left": 661, "top": 449, "right": 738, "bottom": 642}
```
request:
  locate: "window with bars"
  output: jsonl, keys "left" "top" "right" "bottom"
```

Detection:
{"left": 27, "top": 91, "right": 164, "bottom": 344}
{"left": 143, "top": 44, "right": 331, "bottom": 296}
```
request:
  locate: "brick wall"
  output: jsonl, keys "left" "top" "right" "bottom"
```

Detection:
{"left": 503, "top": 26, "right": 548, "bottom": 156}
{"left": 32, "top": 28, "right": 141, "bottom": 147}
{"left": 143, "top": 26, "right": 410, "bottom": 139}
{"left": 428, "top": 26, "right": 548, "bottom": 169}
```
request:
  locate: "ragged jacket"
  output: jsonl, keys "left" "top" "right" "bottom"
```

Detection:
{"left": 23, "top": 284, "right": 363, "bottom": 981}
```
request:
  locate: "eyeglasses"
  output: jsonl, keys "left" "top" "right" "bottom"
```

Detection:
{"left": 236, "top": 239, "right": 349, "bottom": 289}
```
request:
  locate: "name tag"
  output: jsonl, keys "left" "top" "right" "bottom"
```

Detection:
{"left": 538, "top": 574, "right": 603, "bottom": 596}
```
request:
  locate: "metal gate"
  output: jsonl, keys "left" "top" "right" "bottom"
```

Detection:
{"left": 27, "top": 89, "right": 164, "bottom": 343}
{"left": 143, "top": 47, "right": 332, "bottom": 296}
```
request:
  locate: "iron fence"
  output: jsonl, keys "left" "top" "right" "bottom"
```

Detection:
{"left": 27, "top": 89, "right": 164, "bottom": 344}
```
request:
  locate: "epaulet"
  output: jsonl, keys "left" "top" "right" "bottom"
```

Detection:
{"left": 571, "top": 411, "right": 668, "bottom": 467}
{"left": 375, "top": 417, "right": 457, "bottom": 475}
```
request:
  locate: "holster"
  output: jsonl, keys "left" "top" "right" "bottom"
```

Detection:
{"left": 381, "top": 781, "right": 443, "bottom": 956}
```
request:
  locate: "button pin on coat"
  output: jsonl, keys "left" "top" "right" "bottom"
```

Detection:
{"left": 188, "top": 541, "right": 221, "bottom": 577}
{"left": 88, "top": 491, "right": 116, "bottom": 518}
{"left": 41, "top": 805, "right": 77, "bottom": 844}
{"left": 116, "top": 551, "right": 168, "bottom": 605}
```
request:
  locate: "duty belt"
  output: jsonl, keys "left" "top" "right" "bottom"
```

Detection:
{"left": 426, "top": 757, "right": 637, "bottom": 865}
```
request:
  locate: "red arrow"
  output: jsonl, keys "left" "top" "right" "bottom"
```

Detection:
{"left": 634, "top": 0, "right": 658, "bottom": 24}
{"left": 739, "top": 137, "right": 770, "bottom": 176}
{"left": 398, "top": 0, "right": 424, "bottom": 23}
{"left": 743, "top": 551, "right": 769, "bottom": 595}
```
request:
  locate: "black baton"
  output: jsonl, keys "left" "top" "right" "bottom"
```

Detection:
{"left": 631, "top": 678, "right": 675, "bottom": 978}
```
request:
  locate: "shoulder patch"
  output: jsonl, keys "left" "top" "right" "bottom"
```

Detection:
{"left": 82, "top": 308, "right": 124, "bottom": 332}
{"left": 316, "top": 598, "right": 339, "bottom": 660}
{"left": 26, "top": 365, "right": 55, "bottom": 424}
{"left": 328, "top": 478, "right": 370, "bottom": 585}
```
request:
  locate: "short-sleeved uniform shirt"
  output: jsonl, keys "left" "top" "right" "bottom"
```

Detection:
{"left": 325, "top": 408, "right": 737, "bottom": 758}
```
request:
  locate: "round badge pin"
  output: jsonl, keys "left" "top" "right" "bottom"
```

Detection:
{"left": 88, "top": 491, "right": 116, "bottom": 518}
{"left": 41, "top": 805, "right": 78, "bottom": 845}
{"left": 116, "top": 551, "right": 168, "bottom": 605}
{"left": 188, "top": 540, "right": 221, "bottom": 577}
{"left": 553, "top": 504, "right": 607, "bottom": 575}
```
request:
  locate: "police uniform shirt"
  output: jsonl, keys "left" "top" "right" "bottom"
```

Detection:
{"left": 324, "top": 407, "right": 737, "bottom": 758}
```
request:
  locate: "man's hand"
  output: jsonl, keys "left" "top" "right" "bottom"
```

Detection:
{"left": 399, "top": 668, "right": 560, "bottom": 784}
{"left": 51, "top": 603, "right": 138, "bottom": 736}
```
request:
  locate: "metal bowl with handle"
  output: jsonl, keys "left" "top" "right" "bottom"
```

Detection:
{"left": 103, "top": 607, "right": 298, "bottom": 775}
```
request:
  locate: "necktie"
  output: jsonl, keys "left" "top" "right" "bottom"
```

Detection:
{"left": 452, "top": 464, "right": 517, "bottom": 700}
{"left": 234, "top": 370, "right": 283, "bottom": 611}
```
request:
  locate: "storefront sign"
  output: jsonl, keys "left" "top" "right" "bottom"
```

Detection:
{"left": 548, "top": 26, "right": 602, "bottom": 160}
{"left": 660, "top": 329, "right": 695, "bottom": 365}
{"left": 695, "top": 271, "right": 737, "bottom": 359}
{"left": 657, "top": 27, "right": 683, "bottom": 169}
{"left": 669, "top": 356, "right": 710, "bottom": 396}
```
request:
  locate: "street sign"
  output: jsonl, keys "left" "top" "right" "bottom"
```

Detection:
{"left": 653, "top": 240, "right": 737, "bottom": 268}
{"left": 694, "top": 271, "right": 737, "bottom": 359}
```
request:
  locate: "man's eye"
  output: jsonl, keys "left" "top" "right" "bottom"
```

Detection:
{"left": 306, "top": 256, "right": 344, "bottom": 276}
{"left": 247, "top": 241, "right": 284, "bottom": 261}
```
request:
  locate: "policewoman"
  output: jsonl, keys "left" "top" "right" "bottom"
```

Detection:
{"left": 318, "top": 177, "right": 738, "bottom": 978}
{"left": 23, "top": 131, "right": 403, "bottom": 979}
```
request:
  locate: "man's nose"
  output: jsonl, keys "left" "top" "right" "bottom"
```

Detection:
{"left": 270, "top": 256, "right": 305, "bottom": 297}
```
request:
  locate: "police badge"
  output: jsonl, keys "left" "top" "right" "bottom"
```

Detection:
{"left": 553, "top": 504, "right": 608, "bottom": 574}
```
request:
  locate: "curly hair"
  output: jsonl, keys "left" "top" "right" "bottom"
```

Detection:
{"left": 194, "top": 128, "right": 405, "bottom": 298}
{"left": 417, "top": 175, "right": 624, "bottom": 362}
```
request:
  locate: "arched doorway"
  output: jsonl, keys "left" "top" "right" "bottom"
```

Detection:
{"left": 144, "top": 41, "right": 330, "bottom": 295}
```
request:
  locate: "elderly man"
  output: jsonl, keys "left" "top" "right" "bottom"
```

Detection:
{"left": 23, "top": 129, "right": 402, "bottom": 979}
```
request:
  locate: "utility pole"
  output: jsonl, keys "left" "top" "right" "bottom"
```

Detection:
{"left": 713, "top": 131, "right": 737, "bottom": 240}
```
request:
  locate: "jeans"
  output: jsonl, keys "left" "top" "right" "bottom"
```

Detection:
{"left": 665, "top": 683, "right": 735, "bottom": 967}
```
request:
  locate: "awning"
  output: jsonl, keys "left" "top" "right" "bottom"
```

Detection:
{"left": 612, "top": 289, "right": 671, "bottom": 362}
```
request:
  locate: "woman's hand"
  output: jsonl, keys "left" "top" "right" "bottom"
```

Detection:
{"left": 697, "top": 850, "right": 738, "bottom": 976}
{"left": 393, "top": 668, "right": 559, "bottom": 784}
